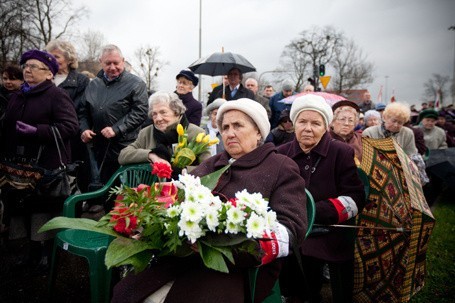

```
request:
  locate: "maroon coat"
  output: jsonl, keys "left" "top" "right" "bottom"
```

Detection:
{"left": 277, "top": 132, "right": 365, "bottom": 262}
{"left": 112, "top": 143, "right": 308, "bottom": 303}
{"left": 2, "top": 80, "right": 79, "bottom": 169}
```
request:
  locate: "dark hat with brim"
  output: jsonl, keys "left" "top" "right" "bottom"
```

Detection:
{"left": 419, "top": 109, "right": 439, "bottom": 121}
{"left": 176, "top": 70, "right": 198, "bottom": 87}
{"left": 20, "top": 50, "right": 59, "bottom": 76}
{"left": 332, "top": 100, "right": 360, "bottom": 113}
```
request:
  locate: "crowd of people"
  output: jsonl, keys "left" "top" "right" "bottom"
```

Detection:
{"left": 0, "top": 41, "right": 453, "bottom": 303}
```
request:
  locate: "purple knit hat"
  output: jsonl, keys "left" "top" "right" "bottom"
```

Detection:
{"left": 20, "top": 50, "right": 59, "bottom": 75}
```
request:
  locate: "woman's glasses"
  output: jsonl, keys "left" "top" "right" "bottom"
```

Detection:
{"left": 21, "top": 64, "right": 49, "bottom": 72}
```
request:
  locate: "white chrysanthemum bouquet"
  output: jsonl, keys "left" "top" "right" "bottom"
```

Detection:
{"left": 39, "top": 163, "right": 280, "bottom": 273}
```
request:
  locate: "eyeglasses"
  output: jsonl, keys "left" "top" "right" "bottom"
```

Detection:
{"left": 177, "top": 80, "right": 192, "bottom": 86}
{"left": 21, "top": 63, "right": 49, "bottom": 71}
{"left": 336, "top": 117, "right": 356, "bottom": 125}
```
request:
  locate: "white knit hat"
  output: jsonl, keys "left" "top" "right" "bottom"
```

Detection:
{"left": 216, "top": 98, "right": 270, "bottom": 139}
{"left": 290, "top": 94, "right": 333, "bottom": 128}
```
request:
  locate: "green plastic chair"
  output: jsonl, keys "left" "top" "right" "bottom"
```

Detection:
{"left": 249, "top": 189, "right": 315, "bottom": 303}
{"left": 423, "top": 148, "right": 430, "bottom": 161}
{"left": 49, "top": 163, "right": 155, "bottom": 303}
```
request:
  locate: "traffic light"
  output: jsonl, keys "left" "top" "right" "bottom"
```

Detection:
{"left": 319, "top": 64, "right": 325, "bottom": 77}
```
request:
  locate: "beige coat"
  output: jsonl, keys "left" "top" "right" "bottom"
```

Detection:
{"left": 118, "top": 123, "right": 210, "bottom": 165}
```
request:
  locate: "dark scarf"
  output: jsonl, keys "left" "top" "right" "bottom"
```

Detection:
{"left": 150, "top": 115, "right": 189, "bottom": 162}
{"left": 381, "top": 122, "right": 399, "bottom": 137}
{"left": 153, "top": 114, "right": 189, "bottom": 146}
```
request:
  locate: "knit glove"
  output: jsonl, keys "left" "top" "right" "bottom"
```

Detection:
{"left": 259, "top": 223, "right": 289, "bottom": 265}
{"left": 16, "top": 121, "right": 37, "bottom": 135}
{"left": 328, "top": 196, "right": 358, "bottom": 223}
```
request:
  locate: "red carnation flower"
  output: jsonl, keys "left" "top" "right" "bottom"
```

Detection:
{"left": 113, "top": 215, "right": 138, "bottom": 236}
{"left": 152, "top": 162, "right": 173, "bottom": 179}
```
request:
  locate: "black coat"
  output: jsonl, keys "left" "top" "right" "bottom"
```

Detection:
{"left": 2, "top": 80, "right": 79, "bottom": 169}
{"left": 58, "top": 69, "right": 89, "bottom": 111}
{"left": 176, "top": 91, "right": 202, "bottom": 126}
{"left": 78, "top": 70, "right": 148, "bottom": 161}
{"left": 207, "top": 83, "right": 255, "bottom": 104}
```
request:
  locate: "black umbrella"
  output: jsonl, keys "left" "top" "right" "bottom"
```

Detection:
{"left": 188, "top": 51, "right": 256, "bottom": 76}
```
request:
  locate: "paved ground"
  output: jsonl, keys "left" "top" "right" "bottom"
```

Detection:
{"left": 0, "top": 236, "right": 92, "bottom": 303}
{"left": 0, "top": 235, "right": 331, "bottom": 303}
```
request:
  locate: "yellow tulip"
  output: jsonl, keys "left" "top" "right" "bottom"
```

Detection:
{"left": 208, "top": 138, "right": 219, "bottom": 146}
{"left": 202, "top": 134, "right": 210, "bottom": 143}
{"left": 196, "top": 132, "right": 205, "bottom": 143}
{"left": 176, "top": 124, "right": 184, "bottom": 136}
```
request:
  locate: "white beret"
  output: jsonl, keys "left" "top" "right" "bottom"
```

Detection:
{"left": 216, "top": 98, "right": 270, "bottom": 140}
{"left": 290, "top": 94, "right": 333, "bottom": 128}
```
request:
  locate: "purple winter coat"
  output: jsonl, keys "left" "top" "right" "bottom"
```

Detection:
{"left": 112, "top": 143, "right": 308, "bottom": 303}
{"left": 2, "top": 80, "right": 79, "bottom": 169}
{"left": 277, "top": 132, "right": 365, "bottom": 262}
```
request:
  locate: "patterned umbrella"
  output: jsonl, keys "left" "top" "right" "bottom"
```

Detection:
{"left": 353, "top": 137, "right": 435, "bottom": 303}
{"left": 188, "top": 51, "right": 256, "bottom": 76}
{"left": 279, "top": 91, "right": 346, "bottom": 107}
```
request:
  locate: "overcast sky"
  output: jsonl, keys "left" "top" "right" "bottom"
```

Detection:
{"left": 77, "top": 0, "right": 454, "bottom": 108}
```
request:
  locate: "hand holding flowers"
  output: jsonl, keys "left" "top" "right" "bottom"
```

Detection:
{"left": 172, "top": 124, "right": 219, "bottom": 169}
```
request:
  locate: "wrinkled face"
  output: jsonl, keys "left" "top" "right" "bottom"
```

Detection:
{"left": 366, "top": 116, "right": 381, "bottom": 127}
{"left": 151, "top": 102, "right": 180, "bottom": 132}
{"left": 245, "top": 80, "right": 258, "bottom": 93}
{"left": 294, "top": 111, "right": 327, "bottom": 152}
{"left": 2, "top": 72, "right": 23, "bottom": 91}
{"left": 49, "top": 48, "right": 70, "bottom": 74}
{"left": 422, "top": 117, "right": 437, "bottom": 130}
{"left": 332, "top": 111, "right": 356, "bottom": 138}
{"left": 227, "top": 69, "right": 241, "bottom": 87}
{"left": 383, "top": 114, "right": 405, "bottom": 133}
{"left": 282, "top": 89, "right": 293, "bottom": 98}
{"left": 22, "top": 59, "right": 53, "bottom": 86}
{"left": 220, "top": 110, "right": 261, "bottom": 159}
{"left": 176, "top": 76, "right": 194, "bottom": 95}
{"left": 100, "top": 51, "right": 125, "bottom": 80}
{"left": 210, "top": 108, "right": 218, "bottom": 128}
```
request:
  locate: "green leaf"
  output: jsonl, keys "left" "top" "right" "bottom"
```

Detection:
{"left": 115, "top": 250, "right": 153, "bottom": 273}
{"left": 200, "top": 164, "right": 231, "bottom": 191}
{"left": 202, "top": 233, "right": 252, "bottom": 247}
{"left": 105, "top": 237, "right": 156, "bottom": 269}
{"left": 198, "top": 242, "right": 230, "bottom": 273}
{"left": 38, "top": 217, "right": 118, "bottom": 237}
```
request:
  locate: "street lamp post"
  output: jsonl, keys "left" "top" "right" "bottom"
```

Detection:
{"left": 197, "top": 0, "right": 203, "bottom": 102}
{"left": 385, "top": 75, "right": 389, "bottom": 103}
{"left": 449, "top": 25, "right": 455, "bottom": 105}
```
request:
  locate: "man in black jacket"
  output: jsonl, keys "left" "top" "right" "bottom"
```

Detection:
{"left": 79, "top": 44, "right": 148, "bottom": 183}
{"left": 207, "top": 67, "right": 254, "bottom": 104}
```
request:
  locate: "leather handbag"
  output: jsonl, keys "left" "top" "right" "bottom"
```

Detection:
{"left": 36, "top": 126, "right": 80, "bottom": 198}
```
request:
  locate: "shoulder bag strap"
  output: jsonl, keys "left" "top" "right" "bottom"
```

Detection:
{"left": 50, "top": 126, "right": 65, "bottom": 168}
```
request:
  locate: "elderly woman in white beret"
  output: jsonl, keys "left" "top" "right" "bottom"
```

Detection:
{"left": 112, "top": 98, "right": 308, "bottom": 303}
{"left": 203, "top": 98, "right": 226, "bottom": 156}
{"left": 277, "top": 94, "right": 365, "bottom": 303}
